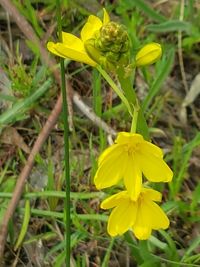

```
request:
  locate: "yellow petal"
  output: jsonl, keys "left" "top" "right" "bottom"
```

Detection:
{"left": 81, "top": 15, "right": 102, "bottom": 42}
{"left": 142, "top": 188, "right": 162, "bottom": 202}
{"left": 49, "top": 42, "right": 96, "bottom": 66}
{"left": 132, "top": 201, "right": 152, "bottom": 240}
{"left": 47, "top": 42, "right": 65, "bottom": 57}
{"left": 137, "top": 152, "right": 173, "bottom": 182}
{"left": 61, "top": 32, "right": 84, "bottom": 50}
{"left": 101, "top": 191, "right": 128, "bottom": 209}
{"left": 133, "top": 226, "right": 152, "bottom": 240}
{"left": 94, "top": 149, "right": 126, "bottom": 189}
{"left": 98, "top": 144, "right": 122, "bottom": 165}
{"left": 144, "top": 199, "right": 169, "bottom": 230}
{"left": 108, "top": 201, "right": 137, "bottom": 236}
{"left": 124, "top": 155, "right": 142, "bottom": 201}
{"left": 116, "top": 132, "right": 144, "bottom": 145}
{"left": 139, "top": 141, "right": 163, "bottom": 158}
{"left": 103, "top": 8, "right": 110, "bottom": 24}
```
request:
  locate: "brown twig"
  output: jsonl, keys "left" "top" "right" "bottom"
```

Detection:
{"left": 0, "top": 0, "right": 116, "bottom": 259}
{"left": 73, "top": 92, "right": 116, "bottom": 136}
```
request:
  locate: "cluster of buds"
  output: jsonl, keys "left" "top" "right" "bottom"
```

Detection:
{"left": 47, "top": 8, "right": 162, "bottom": 71}
{"left": 85, "top": 22, "right": 130, "bottom": 70}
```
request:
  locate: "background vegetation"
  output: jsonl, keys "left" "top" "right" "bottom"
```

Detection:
{"left": 0, "top": 0, "right": 200, "bottom": 266}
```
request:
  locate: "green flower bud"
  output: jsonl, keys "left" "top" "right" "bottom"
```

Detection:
{"left": 135, "top": 43, "right": 162, "bottom": 67}
{"left": 97, "top": 22, "right": 130, "bottom": 52}
{"left": 85, "top": 21, "right": 130, "bottom": 70}
{"left": 84, "top": 38, "right": 114, "bottom": 70}
{"left": 94, "top": 22, "right": 130, "bottom": 68}
{"left": 84, "top": 38, "right": 103, "bottom": 64}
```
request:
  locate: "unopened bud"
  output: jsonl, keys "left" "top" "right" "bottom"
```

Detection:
{"left": 135, "top": 43, "right": 162, "bottom": 67}
{"left": 84, "top": 38, "right": 102, "bottom": 64}
{"left": 85, "top": 21, "right": 130, "bottom": 70}
{"left": 97, "top": 22, "right": 130, "bottom": 54}
{"left": 84, "top": 38, "right": 114, "bottom": 70}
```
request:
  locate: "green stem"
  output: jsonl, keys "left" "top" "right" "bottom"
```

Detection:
{"left": 117, "top": 67, "right": 136, "bottom": 107}
{"left": 56, "top": 1, "right": 70, "bottom": 266}
{"left": 131, "top": 100, "right": 139, "bottom": 133}
{"left": 117, "top": 68, "right": 150, "bottom": 139}
{"left": 96, "top": 65, "right": 132, "bottom": 116}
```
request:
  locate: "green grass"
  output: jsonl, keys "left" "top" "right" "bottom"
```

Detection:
{"left": 0, "top": 0, "right": 200, "bottom": 266}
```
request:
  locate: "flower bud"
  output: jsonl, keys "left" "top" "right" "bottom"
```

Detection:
{"left": 84, "top": 38, "right": 103, "bottom": 64}
{"left": 84, "top": 38, "right": 114, "bottom": 70}
{"left": 84, "top": 21, "right": 130, "bottom": 70}
{"left": 135, "top": 43, "right": 162, "bottom": 67}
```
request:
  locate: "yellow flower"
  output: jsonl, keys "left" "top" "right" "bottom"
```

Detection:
{"left": 101, "top": 188, "right": 169, "bottom": 239}
{"left": 94, "top": 132, "right": 173, "bottom": 201}
{"left": 47, "top": 9, "right": 110, "bottom": 66}
{"left": 135, "top": 42, "right": 162, "bottom": 67}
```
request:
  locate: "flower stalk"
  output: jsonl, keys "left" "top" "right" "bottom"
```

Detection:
{"left": 131, "top": 99, "right": 140, "bottom": 133}
{"left": 96, "top": 65, "right": 132, "bottom": 116}
{"left": 56, "top": 1, "right": 70, "bottom": 265}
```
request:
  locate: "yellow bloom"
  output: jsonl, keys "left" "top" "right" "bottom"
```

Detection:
{"left": 94, "top": 132, "right": 173, "bottom": 201}
{"left": 135, "top": 42, "right": 162, "bottom": 67}
{"left": 47, "top": 9, "right": 110, "bottom": 66}
{"left": 101, "top": 188, "right": 169, "bottom": 239}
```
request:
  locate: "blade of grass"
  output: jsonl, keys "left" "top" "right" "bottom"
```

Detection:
{"left": 18, "top": 207, "right": 108, "bottom": 221}
{"left": 147, "top": 21, "right": 192, "bottom": 33}
{"left": 190, "top": 182, "right": 200, "bottom": 213}
{"left": 56, "top": 1, "right": 71, "bottom": 265}
{"left": 0, "top": 191, "right": 104, "bottom": 199}
{"left": 14, "top": 199, "right": 30, "bottom": 250}
{"left": 158, "top": 230, "right": 180, "bottom": 263}
{"left": 124, "top": 232, "right": 144, "bottom": 264}
{"left": 139, "top": 240, "right": 161, "bottom": 267}
{"left": 92, "top": 68, "right": 106, "bottom": 151}
{"left": 101, "top": 238, "right": 115, "bottom": 267}
{"left": 142, "top": 48, "right": 175, "bottom": 113}
{"left": 54, "top": 251, "right": 66, "bottom": 267}
{"left": 181, "top": 236, "right": 200, "bottom": 263}
{"left": 0, "top": 78, "right": 52, "bottom": 128}
{"left": 170, "top": 132, "right": 200, "bottom": 197}
{"left": 0, "top": 93, "right": 16, "bottom": 102}
{"left": 131, "top": 0, "right": 167, "bottom": 22}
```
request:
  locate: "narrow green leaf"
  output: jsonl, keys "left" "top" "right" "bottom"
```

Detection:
{"left": 149, "top": 235, "right": 167, "bottom": 250}
{"left": 0, "top": 93, "right": 16, "bottom": 103}
{"left": 191, "top": 182, "right": 200, "bottom": 212}
{"left": 0, "top": 78, "right": 52, "bottom": 128}
{"left": 131, "top": 0, "right": 166, "bottom": 22}
{"left": 124, "top": 232, "right": 144, "bottom": 264}
{"left": 54, "top": 251, "right": 66, "bottom": 267}
{"left": 18, "top": 207, "right": 108, "bottom": 221}
{"left": 0, "top": 191, "right": 104, "bottom": 200}
{"left": 14, "top": 199, "right": 31, "bottom": 250}
{"left": 158, "top": 230, "right": 180, "bottom": 263}
{"left": 182, "top": 237, "right": 200, "bottom": 262}
{"left": 172, "top": 133, "right": 200, "bottom": 197}
{"left": 102, "top": 238, "right": 115, "bottom": 267}
{"left": 139, "top": 240, "right": 160, "bottom": 266}
{"left": 147, "top": 20, "right": 192, "bottom": 33}
{"left": 142, "top": 48, "right": 175, "bottom": 112}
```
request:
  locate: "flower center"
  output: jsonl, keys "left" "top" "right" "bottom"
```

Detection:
{"left": 125, "top": 144, "right": 139, "bottom": 156}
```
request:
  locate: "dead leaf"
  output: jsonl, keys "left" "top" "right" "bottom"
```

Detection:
{"left": 180, "top": 73, "right": 200, "bottom": 124}
{"left": 1, "top": 127, "right": 30, "bottom": 154}
{"left": 0, "top": 67, "right": 13, "bottom": 110}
